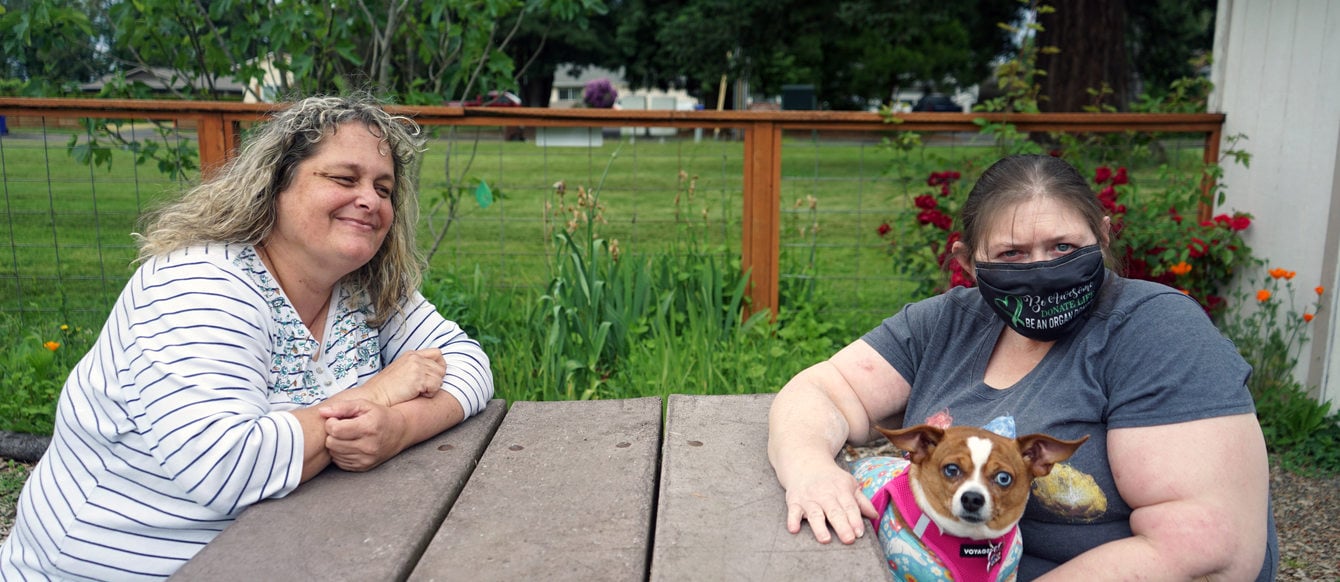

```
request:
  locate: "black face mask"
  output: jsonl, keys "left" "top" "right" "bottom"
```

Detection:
{"left": 974, "top": 245, "right": 1106, "bottom": 342}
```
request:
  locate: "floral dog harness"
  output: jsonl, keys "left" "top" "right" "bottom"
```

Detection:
{"left": 851, "top": 456, "right": 1022, "bottom": 582}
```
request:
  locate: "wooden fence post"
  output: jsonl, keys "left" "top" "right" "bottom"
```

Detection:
{"left": 196, "top": 113, "right": 230, "bottom": 179}
{"left": 742, "top": 121, "right": 782, "bottom": 319}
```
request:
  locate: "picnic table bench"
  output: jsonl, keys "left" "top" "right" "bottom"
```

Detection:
{"left": 172, "top": 393, "right": 891, "bottom": 581}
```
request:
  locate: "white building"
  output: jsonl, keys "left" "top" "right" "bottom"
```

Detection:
{"left": 1210, "top": 0, "right": 1340, "bottom": 406}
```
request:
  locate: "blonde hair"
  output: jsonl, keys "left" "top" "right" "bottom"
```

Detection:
{"left": 136, "top": 93, "right": 426, "bottom": 327}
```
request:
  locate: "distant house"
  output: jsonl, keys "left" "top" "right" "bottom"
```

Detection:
{"left": 550, "top": 65, "right": 698, "bottom": 111}
{"left": 80, "top": 66, "right": 248, "bottom": 98}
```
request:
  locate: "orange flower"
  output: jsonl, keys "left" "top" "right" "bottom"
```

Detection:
{"left": 1318, "top": 286, "right": 1326, "bottom": 295}
{"left": 1303, "top": 313, "right": 1315, "bottom": 323}
{"left": 1178, "top": 289, "right": 1190, "bottom": 295}
{"left": 44, "top": 341, "right": 60, "bottom": 351}
{"left": 1169, "top": 261, "right": 1192, "bottom": 276}
{"left": 1284, "top": 270, "right": 1296, "bottom": 280}
{"left": 1268, "top": 268, "right": 1285, "bottom": 279}
{"left": 1256, "top": 289, "right": 1271, "bottom": 302}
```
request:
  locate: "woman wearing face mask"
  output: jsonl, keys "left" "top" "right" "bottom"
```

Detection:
{"left": 767, "top": 154, "right": 1277, "bottom": 580}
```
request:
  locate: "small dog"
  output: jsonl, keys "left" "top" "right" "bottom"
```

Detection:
{"left": 851, "top": 424, "right": 1087, "bottom": 582}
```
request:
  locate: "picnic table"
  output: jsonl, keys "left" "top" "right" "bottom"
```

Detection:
{"left": 172, "top": 393, "right": 892, "bottom": 581}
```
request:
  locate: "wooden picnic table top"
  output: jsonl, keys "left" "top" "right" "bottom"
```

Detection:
{"left": 172, "top": 393, "right": 891, "bottom": 581}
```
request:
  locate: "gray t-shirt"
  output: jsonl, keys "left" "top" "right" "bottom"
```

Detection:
{"left": 862, "top": 274, "right": 1277, "bottom": 580}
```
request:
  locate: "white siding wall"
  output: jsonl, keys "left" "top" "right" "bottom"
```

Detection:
{"left": 1210, "top": 0, "right": 1340, "bottom": 405}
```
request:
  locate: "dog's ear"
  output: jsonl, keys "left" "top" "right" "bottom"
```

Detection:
{"left": 876, "top": 425, "right": 944, "bottom": 464}
{"left": 1016, "top": 433, "right": 1090, "bottom": 477}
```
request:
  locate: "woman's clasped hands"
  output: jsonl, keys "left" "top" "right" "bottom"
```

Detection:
{"left": 320, "top": 348, "right": 448, "bottom": 471}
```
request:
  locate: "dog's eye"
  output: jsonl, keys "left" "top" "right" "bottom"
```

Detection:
{"left": 942, "top": 464, "right": 962, "bottom": 479}
{"left": 993, "top": 472, "right": 1013, "bottom": 487}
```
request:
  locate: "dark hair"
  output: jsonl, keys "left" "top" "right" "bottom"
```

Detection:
{"left": 954, "top": 154, "right": 1113, "bottom": 270}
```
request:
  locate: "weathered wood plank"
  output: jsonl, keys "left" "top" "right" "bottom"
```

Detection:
{"left": 409, "top": 397, "right": 662, "bottom": 582}
{"left": 172, "top": 398, "right": 507, "bottom": 581}
{"left": 650, "top": 393, "right": 891, "bottom": 581}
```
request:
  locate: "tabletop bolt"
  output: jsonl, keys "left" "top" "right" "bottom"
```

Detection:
{"left": 688, "top": 440, "right": 704, "bottom": 447}
{"left": 437, "top": 444, "right": 454, "bottom": 452}
{"left": 509, "top": 444, "right": 525, "bottom": 451}
{"left": 616, "top": 442, "right": 631, "bottom": 448}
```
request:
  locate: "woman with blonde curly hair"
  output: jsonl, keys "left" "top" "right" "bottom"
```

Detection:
{"left": 1, "top": 93, "right": 494, "bottom": 580}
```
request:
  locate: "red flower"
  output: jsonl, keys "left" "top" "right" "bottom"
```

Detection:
{"left": 1230, "top": 214, "right": 1251, "bottom": 231}
{"left": 1188, "top": 238, "right": 1209, "bottom": 258}
{"left": 876, "top": 222, "right": 891, "bottom": 236}
{"left": 914, "top": 194, "right": 938, "bottom": 210}
{"left": 1203, "top": 294, "right": 1225, "bottom": 314}
{"left": 1048, "top": 149, "right": 1063, "bottom": 158}
{"left": 1111, "top": 167, "right": 1128, "bottom": 186}
{"left": 940, "top": 184, "right": 951, "bottom": 196}
{"left": 948, "top": 260, "right": 974, "bottom": 289}
{"left": 1168, "top": 207, "right": 1183, "bottom": 224}
{"left": 1213, "top": 214, "right": 1232, "bottom": 228}
{"left": 1094, "top": 166, "right": 1112, "bottom": 184}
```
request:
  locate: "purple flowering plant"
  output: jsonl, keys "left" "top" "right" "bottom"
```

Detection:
{"left": 583, "top": 78, "right": 618, "bottom": 108}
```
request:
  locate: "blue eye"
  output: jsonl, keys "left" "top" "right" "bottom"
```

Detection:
{"left": 1056, "top": 243, "right": 1075, "bottom": 253}
{"left": 993, "top": 472, "right": 1013, "bottom": 487}
{"left": 943, "top": 464, "right": 962, "bottom": 479}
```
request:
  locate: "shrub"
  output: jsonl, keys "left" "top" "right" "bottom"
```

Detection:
{"left": 1219, "top": 268, "right": 1339, "bottom": 475}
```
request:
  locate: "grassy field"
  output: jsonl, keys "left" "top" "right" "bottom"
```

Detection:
{"left": 0, "top": 125, "right": 1209, "bottom": 334}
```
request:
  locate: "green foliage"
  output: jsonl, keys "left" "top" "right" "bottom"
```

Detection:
{"left": 1218, "top": 269, "right": 1339, "bottom": 476}
{"left": 0, "top": 0, "right": 104, "bottom": 91}
{"left": 0, "top": 318, "right": 94, "bottom": 435}
{"left": 67, "top": 117, "right": 200, "bottom": 182}
{"left": 1, "top": 459, "right": 33, "bottom": 525}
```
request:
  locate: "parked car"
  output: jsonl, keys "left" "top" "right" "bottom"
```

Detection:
{"left": 446, "top": 91, "right": 525, "bottom": 140}
{"left": 912, "top": 93, "right": 962, "bottom": 112}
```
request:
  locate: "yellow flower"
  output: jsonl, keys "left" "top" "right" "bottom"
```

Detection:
{"left": 60, "top": 324, "right": 70, "bottom": 331}
{"left": 1169, "top": 262, "right": 1192, "bottom": 276}
{"left": 1256, "top": 289, "right": 1271, "bottom": 302}
{"left": 44, "top": 341, "right": 60, "bottom": 351}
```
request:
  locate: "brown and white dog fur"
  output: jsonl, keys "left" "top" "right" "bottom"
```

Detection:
{"left": 877, "top": 424, "right": 1088, "bottom": 541}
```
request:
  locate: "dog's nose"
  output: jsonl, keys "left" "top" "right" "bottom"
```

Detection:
{"left": 961, "top": 491, "right": 986, "bottom": 513}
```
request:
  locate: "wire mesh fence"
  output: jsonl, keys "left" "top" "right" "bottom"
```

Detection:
{"left": 0, "top": 107, "right": 1217, "bottom": 333}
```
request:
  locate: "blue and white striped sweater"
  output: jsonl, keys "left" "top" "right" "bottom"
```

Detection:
{"left": 1, "top": 243, "right": 493, "bottom": 580}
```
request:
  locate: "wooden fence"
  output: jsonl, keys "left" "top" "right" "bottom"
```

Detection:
{"left": 0, "top": 97, "right": 1225, "bottom": 317}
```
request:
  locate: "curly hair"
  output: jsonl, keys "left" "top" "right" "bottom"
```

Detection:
{"left": 135, "top": 93, "right": 426, "bottom": 327}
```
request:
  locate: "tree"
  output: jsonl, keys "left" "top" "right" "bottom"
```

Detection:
{"left": 0, "top": 0, "right": 112, "bottom": 93}
{"left": 1034, "top": 0, "right": 1217, "bottom": 112}
{"left": 501, "top": 3, "right": 616, "bottom": 107}
{"left": 610, "top": 0, "right": 1017, "bottom": 110}
{"left": 1035, "top": 0, "right": 1130, "bottom": 112}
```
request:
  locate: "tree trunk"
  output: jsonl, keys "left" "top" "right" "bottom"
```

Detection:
{"left": 1035, "top": 0, "right": 1130, "bottom": 112}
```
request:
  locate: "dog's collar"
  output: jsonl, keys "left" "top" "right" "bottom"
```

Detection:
{"left": 870, "top": 471, "right": 1018, "bottom": 582}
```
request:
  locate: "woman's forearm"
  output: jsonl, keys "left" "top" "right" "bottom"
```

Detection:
{"left": 768, "top": 370, "right": 858, "bottom": 486}
{"left": 288, "top": 406, "right": 334, "bottom": 482}
{"left": 388, "top": 391, "right": 466, "bottom": 453}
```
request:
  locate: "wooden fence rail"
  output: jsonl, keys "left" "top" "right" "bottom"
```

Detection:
{"left": 0, "top": 97, "right": 1224, "bottom": 317}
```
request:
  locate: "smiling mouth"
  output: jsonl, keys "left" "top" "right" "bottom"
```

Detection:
{"left": 338, "top": 217, "right": 378, "bottom": 230}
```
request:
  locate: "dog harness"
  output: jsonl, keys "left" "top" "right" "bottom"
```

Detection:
{"left": 855, "top": 457, "right": 1022, "bottom": 582}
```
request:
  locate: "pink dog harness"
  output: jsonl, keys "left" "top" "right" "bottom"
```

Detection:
{"left": 868, "top": 469, "right": 1019, "bottom": 582}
